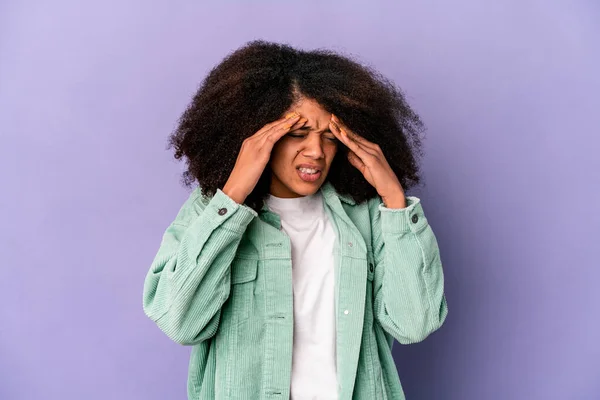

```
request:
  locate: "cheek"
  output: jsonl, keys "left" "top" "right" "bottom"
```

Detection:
{"left": 326, "top": 144, "right": 338, "bottom": 164}
{"left": 268, "top": 143, "right": 284, "bottom": 169}
{"left": 269, "top": 142, "right": 296, "bottom": 168}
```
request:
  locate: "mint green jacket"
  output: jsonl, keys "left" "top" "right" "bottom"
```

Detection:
{"left": 143, "top": 181, "right": 448, "bottom": 399}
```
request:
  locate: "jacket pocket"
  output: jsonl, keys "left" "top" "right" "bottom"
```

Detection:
{"left": 230, "top": 257, "right": 259, "bottom": 324}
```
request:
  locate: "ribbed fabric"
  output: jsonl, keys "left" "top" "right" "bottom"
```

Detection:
{"left": 142, "top": 181, "right": 448, "bottom": 399}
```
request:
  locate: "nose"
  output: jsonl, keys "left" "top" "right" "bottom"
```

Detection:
{"left": 300, "top": 133, "right": 326, "bottom": 159}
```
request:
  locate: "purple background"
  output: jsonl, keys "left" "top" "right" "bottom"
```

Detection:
{"left": 1, "top": 1, "right": 599, "bottom": 399}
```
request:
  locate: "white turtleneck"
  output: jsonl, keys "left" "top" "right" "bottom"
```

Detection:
{"left": 265, "top": 190, "right": 338, "bottom": 400}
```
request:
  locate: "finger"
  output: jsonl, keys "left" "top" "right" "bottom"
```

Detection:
{"left": 263, "top": 116, "right": 307, "bottom": 144}
{"left": 282, "top": 117, "right": 308, "bottom": 134}
{"left": 348, "top": 132, "right": 379, "bottom": 153}
{"left": 328, "top": 120, "right": 350, "bottom": 147}
{"left": 255, "top": 112, "right": 301, "bottom": 137}
{"left": 289, "top": 117, "right": 308, "bottom": 131}
{"left": 254, "top": 119, "right": 286, "bottom": 136}
{"left": 257, "top": 114, "right": 299, "bottom": 136}
{"left": 257, "top": 113, "right": 302, "bottom": 139}
{"left": 329, "top": 120, "right": 377, "bottom": 160}
{"left": 331, "top": 114, "right": 379, "bottom": 152}
{"left": 347, "top": 150, "right": 366, "bottom": 173}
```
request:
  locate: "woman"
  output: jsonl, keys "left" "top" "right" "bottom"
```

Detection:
{"left": 143, "top": 40, "right": 448, "bottom": 400}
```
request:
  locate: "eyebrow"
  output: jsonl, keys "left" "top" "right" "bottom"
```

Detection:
{"left": 292, "top": 126, "right": 333, "bottom": 134}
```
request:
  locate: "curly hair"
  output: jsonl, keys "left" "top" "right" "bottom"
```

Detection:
{"left": 168, "top": 40, "right": 425, "bottom": 212}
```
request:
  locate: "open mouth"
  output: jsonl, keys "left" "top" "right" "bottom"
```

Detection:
{"left": 296, "top": 167, "right": 322, "bottom": 182}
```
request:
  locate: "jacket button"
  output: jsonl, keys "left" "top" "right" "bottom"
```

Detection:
{"left": 344, "top": 310, "right": 349, "bottom": 315}
{"left": 369, "top": 263, "right": 374, "bottom": 272}
{"left": 411, "top": 214, "right": 419, "bottom": 223}
{"left": 218, "top": 208, "right": 228, "bottom": 216}
{"left": 347, "top": 242, "right": 353, "bottom": 247}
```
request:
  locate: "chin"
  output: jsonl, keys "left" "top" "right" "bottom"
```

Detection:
{"left": 294, "top": 177, "right": 327, "bottom": 193}
{"left": 283, "top": 178, "right": 325, "bottom": 197}
{"left": 294, "top": 185, "right": 321, "bottom": 196}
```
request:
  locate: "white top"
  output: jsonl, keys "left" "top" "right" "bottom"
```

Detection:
{"left": 265, "top": 190, "right": 338, "bottom": 400}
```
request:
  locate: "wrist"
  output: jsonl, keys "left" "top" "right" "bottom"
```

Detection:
{"left": 381, "top": 189, "right": 406, "bottom": 209}
{"left": 222, "top": 182, "right": 247, "bottom": 204}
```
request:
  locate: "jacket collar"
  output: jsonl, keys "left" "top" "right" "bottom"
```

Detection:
{"left": 260, "top": 181, "right": 356, "bottom": 213}
{"left": 320, "top": 181, "right": 356, "bottom": 206}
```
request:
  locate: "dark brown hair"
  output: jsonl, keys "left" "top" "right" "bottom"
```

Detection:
{"left": 169, "top": 40, "right": 425, "bottom": 212}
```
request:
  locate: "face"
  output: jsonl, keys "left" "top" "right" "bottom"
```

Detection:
{"left": 269, "top": 97, "right": 339, "bottom": 198}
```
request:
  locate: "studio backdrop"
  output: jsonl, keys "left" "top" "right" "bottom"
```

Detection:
{"left": 1, "top": 1, "right": 598, "bottom": 399}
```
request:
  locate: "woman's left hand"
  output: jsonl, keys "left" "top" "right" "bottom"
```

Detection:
{"left": 329, "top": 114, "right": 406, "bottom": 208}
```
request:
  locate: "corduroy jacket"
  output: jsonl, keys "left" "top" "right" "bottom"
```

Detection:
{"left": 143, "top": 181, "right": 448, "bottom": 399}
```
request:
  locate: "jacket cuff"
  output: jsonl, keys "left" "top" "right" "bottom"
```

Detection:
{"left": 378, "top": 196, "right": 427, "bottom": 234}
{"left": 198, "top": 189, "right": 258, "bottom": 234}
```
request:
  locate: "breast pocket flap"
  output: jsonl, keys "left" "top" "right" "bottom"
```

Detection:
{"left": 231, "top": 258, "right": 258, "bottom": 284}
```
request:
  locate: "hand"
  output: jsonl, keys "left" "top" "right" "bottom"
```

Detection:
{"left": 329, "top": 114, "right": 406, "bottom": 206}
{"left": 223, "top": 112, "right": 307, "bottom": 204}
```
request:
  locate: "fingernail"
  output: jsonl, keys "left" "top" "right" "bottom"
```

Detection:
{"left": 285, "top": 112, "right": 298, "bottom": 119}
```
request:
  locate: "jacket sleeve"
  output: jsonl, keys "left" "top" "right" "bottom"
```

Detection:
{"left": 142, "top": 187, "right": 257, "bottom": 345}
{"left": 369, "top": 195, "right": 448, "bottom": 344}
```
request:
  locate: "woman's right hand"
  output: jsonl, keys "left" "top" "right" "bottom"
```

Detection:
{"left": 222, "top": 111, "right": 307, "bottom": 204}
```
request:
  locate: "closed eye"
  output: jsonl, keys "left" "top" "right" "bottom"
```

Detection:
{"left": 288, "top": 133, "right": 339, "bottom": 142}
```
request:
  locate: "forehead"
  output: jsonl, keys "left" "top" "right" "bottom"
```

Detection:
{"left": 286, "top": 97, "right": 330, "bottom": 119}
{"left": 284, "top": 98, "right": 332, "bottom": 131}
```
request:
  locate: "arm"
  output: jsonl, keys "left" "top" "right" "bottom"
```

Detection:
{"left": 142, "top": 187, "right": 257, "bottom": 345}
{"left": 369, "top": 195, "right": 448, "bottom": 344}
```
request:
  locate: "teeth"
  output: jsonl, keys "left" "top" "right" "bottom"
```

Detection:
{"left": 299, "top": 167, "right": 319, "bottom": 174}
